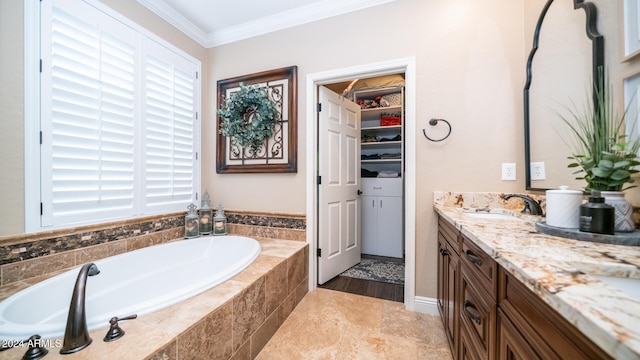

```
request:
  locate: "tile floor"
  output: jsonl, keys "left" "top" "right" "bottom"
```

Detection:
{"left": 256, "top": 288, "right": 453, "bottom": 359}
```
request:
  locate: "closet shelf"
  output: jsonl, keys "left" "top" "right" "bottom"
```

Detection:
{"left": 361, "top": 125, "right": 402, "bottom": 131}
{"left": 361, "top": 159, "right": 402, "bottom": 164}
{"left": 361, "top": 141, "right": 402, "bottom": 147}
{"left": 360, "top": 105, "right": 402, "bottom": 114}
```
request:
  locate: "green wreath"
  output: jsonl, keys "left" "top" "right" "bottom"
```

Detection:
{"left": 218, "top": 83, "right": 279, "bottom": 152}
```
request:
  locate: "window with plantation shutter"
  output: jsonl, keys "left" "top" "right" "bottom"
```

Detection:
{"left": 143, "top": 39, "right": 197, "bottom": 212}
{"left": 35, "top": 0, "right": 200, "bottom": 230}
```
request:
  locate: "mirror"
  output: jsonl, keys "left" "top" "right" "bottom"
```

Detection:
{"left": 524, "top": 0, "right": 604, "bottom": 191}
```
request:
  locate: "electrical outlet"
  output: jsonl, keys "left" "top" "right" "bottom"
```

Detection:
{"left": 502, "top": 163, "right": 516, "bottom": 181}
{"left": 531, "top": 162, "right": 546, "bottom": 180}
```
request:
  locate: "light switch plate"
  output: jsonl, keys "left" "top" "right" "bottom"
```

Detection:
{"left": 502, "top": 163, "right": 516, "bottom": 181}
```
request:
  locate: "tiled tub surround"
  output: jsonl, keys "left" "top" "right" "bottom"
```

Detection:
{"left": 434, "top": 191, "right": 640, "bottom": 359}
{"left": 0, "top": 210, "right": 305, "bottom": 287}
{"left": 0, "top": 237, "right": 308, "bottom": 359}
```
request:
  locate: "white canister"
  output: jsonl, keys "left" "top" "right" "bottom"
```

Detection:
{"left": 545, "top": 186, "right": 583, "bottom": 228}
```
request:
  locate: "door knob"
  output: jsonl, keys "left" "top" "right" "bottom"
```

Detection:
{"left": 357, "top": 190, "right": 362, "bottom": 195}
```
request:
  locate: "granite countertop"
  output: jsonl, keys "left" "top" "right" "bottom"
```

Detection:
{"left": 433, "top": 192, "right": 640, "bottom": 360}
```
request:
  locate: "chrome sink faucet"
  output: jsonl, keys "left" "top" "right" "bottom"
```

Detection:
{"left": 503, "top": 194, "right": 544, "bottom": 216}
{"left": 60, "top": 263, "right": 100, "bottom": 355}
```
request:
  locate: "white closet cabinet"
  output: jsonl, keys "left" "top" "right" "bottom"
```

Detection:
{"left": 361, "top": 178, "right": 403, "bottom": 258}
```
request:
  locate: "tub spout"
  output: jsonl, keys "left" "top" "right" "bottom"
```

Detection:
{"left": 60, "top": 263, "right": 100, "bottom": 355}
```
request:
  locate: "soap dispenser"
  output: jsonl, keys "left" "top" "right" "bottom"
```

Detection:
{"left": 579, "top": 191, "right": 615, "bottom": 235}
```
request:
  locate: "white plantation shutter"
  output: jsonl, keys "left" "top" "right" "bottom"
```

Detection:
{"left": 38, "top": 0, "right": 200, "bottom": 229}
{"left": 143, "top": 40, "right": 197, "bottom": 211}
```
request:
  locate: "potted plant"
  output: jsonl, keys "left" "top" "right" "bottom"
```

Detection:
{"left": 218, "top": 83, "right": 279, "bottom": 152}
{"left": 559, "top": 75, "right": 640, "bottom": 231}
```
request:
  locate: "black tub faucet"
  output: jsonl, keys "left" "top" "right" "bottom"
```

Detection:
{"left": 503, "top": 194, "right": 544, "bottom": 216}
{"left": 60, "top": 263, "right": 100, "bottom": 354}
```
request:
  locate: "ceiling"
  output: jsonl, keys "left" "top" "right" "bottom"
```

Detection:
{"left": 136, "top": 0, "right": 396, "bottom": 48}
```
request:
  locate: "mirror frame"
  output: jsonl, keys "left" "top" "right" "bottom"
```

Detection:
{"left": 523, "top": 0, "right": 604, "bottom": 191}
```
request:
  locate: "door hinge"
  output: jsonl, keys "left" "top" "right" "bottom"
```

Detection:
{"left": 317, "top": 175, "right": 321, "bottom": 185}
{"left": 40, "top": 202, "right": 43, "bottom": 215}
{"left": 317, "top": 248, "right": 322, "bottom": 257}
{"left": 39, "top": 59, "right": 42, "bottom": 73}
{"left": 39, "top": 131, "right": 43, "bottom": 145}
{"left": 317, "top": 103, "right": 322, "bottom": 112}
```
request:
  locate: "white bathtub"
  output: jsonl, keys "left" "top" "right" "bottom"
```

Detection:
{"left": 0, "top": 235, "right": 260, "bottom": 341}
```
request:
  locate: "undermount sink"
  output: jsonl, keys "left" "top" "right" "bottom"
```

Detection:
{"left": 570, "top": 262, "right": 640, "bottom": 301}
{"left": 590, "top": 275, "right": 640, "bottom": 301}
{"left": 463, "top": 211, "right": 522, "bottom": 220}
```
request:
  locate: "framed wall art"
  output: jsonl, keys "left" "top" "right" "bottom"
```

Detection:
{"left": 624, "top": 72, "right": 640, "bottom": 157}
{"left": 216, "top": 66, "right": 298, "bottom": 173}
{"left": 623, "top": 0, "right": 640, "bottom": 60}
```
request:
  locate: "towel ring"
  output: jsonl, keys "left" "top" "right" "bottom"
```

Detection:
{"left": 422, "top": 118, "right": 451, "bottom": 142}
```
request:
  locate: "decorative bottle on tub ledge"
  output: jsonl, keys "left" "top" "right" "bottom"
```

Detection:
{"left": 185, "top": 203, "right": 200, "bottom": 238}
{"left": 214, "top": 203, "right": 227, "bottom": 236}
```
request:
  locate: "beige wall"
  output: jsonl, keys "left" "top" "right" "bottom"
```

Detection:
{"left": 0, "top": 0, "right": 25, "bottom": 235}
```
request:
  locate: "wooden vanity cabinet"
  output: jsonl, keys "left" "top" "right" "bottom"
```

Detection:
{"left": 437, "top": 217, "right": 613, "bottom": 360}
{"left": 497, "top": 270, "right": 613, "bottom": 360}
{"left": 459, "top": 235, "right": 497, "bottom": 360}
{"left": 437, "top": 217, "right": 461, "bottom": 359}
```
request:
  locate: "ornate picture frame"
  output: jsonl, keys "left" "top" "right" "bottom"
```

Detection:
{"left": 624, "top": 72, "right": 640, "bottom": 158}
{"left": 623, "top": 0, "right": 640, "bottom": 60}
{"left": 216, "top": 66, "right": 298, "bottom": 173}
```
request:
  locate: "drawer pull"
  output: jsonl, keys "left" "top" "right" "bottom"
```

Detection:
{"left": 465, "top": 250, "right": 482, "bottom": 266}
{"left": 463, "top": 300, "right": 482, "bottom": 325}
{"left": 439, "top": 247, "right": 449, "bottom": 256}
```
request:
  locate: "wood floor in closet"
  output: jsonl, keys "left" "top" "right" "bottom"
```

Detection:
{"left": 319, "top": 255, "right": 405, "bottom": 303}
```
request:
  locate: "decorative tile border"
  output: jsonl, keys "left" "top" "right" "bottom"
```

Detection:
{"left": 0, "top": 216, "right": 184, "bottom": 266}
{"left": 0, "top": 210, "right": 307, "bottom": 285}
{"left": 226, "top": 210, "right": 306, "bottom": 229}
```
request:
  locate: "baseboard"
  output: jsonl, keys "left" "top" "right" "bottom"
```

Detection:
{"left": 413, "top": 296, "right": 439, "bottom": 316}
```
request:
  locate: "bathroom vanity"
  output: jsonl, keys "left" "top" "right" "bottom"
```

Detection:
{"left": 434, "top": 192, "right": 640, "bottom": 360}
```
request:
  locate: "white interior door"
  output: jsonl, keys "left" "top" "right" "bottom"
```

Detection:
{"left": 317, "top": 86, "right": 361, "bottom": 284}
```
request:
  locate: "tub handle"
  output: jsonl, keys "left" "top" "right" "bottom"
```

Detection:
{"left": 103, "top": 314, "right": 138, "bottom": 342}
{"left": 0, "top": 334, "right": 49, "bottom": 360}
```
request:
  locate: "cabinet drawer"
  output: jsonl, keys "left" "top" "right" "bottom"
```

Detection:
{"left": 499, "top": 270, "right": 612, "bottom": 360}
{"left": 460, "top": 268, "right": 496, "bottom": 359}
{"left": 461, "top": 235, "right": 496, "bottom": 295}
{"left": 497, "top": 309, "right": 541, "bottom": 360}
{"left": 438, "top": 217, "right": 460, "bottom": 254}
{"left": 361, "top": 178, "right": 402, "bottom": 196}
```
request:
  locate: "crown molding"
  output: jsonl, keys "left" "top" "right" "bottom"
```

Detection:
{"left": 136, "top": 0, "right": 209, "bottom": 46}
{"left": 137, "top": 0, "right": 396, "bottom": 48}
